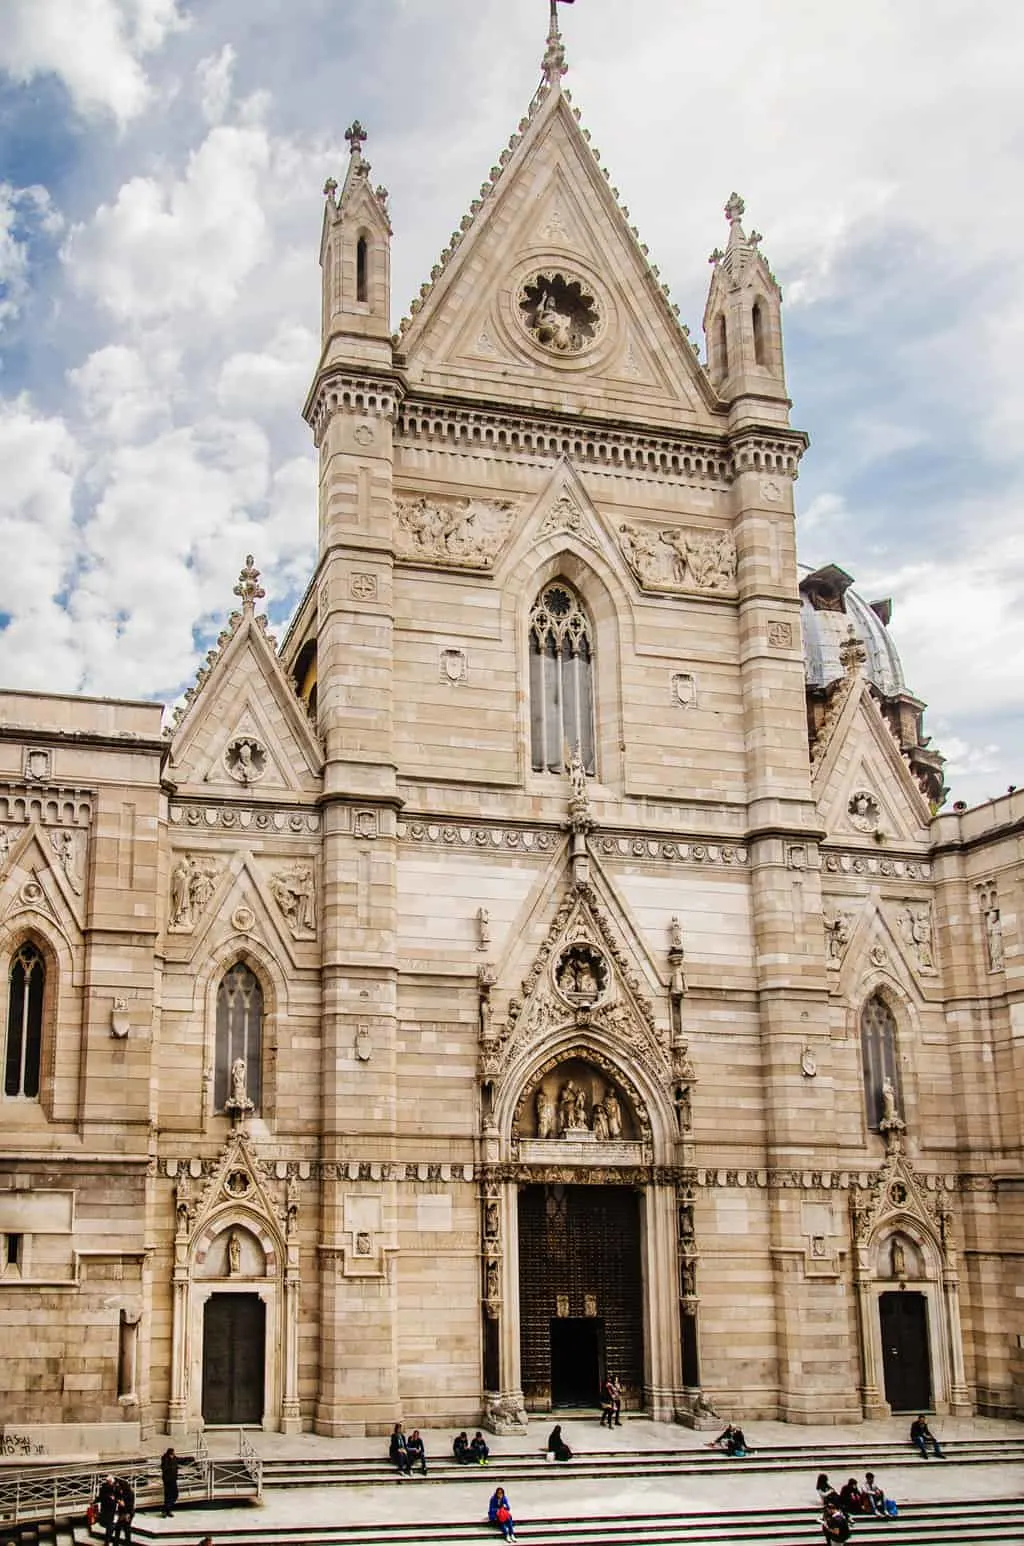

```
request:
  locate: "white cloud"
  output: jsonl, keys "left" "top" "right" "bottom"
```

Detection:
{"left": 0, "top": 0, "right": 187, "bottom": 126}
{"left": 68, "top": 343, "right": 178, "bottom": 440}
{"left": 216, "top": 324, "right": 316, "bottom": 420}
{"left": 197, "top": 43, "right": 235, "bottom": 127}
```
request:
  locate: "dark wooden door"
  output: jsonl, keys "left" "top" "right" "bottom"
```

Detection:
{"left": 202, "top": 1293, "right": 266, "bottom": 1425}
{"left": 879, "top": 1291, "right": 931, "bottom": 1412}
{"left": 518, "top": 1184, "right": 644, "bottom": 1409}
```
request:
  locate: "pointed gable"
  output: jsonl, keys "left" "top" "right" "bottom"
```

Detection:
{"left": 397, "top": 83, "right": 721, "bottom": 431}
{"left": 169, "top": 557, "right": 323, "bottom": 796}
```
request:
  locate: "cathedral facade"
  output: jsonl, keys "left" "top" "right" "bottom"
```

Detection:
{"left": 1, "top": 15, "right": 1022, "bottom": 1448}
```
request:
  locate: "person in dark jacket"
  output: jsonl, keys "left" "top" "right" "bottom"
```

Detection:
{"left": 488, "top": 1486, "right": 516, "bottom": 1542}
{"left": 453, "top": 1431, "right": 473, "bottom": 1464}
{"left": 838, "top": 1477, "right": 866, "bottom": 1515}
{"left": 910, "top": 1414, "right": 944, "bottom": 1458}
{"left": 470, "top": 1431, "right": 490, "bottom": 1464}
{"left": 160, "top": 1448, "right": 185, "bottom": 1517}
{"left": 97, "top": 1476, "right": 118, "bottom": 1544}
{"left": 821, "top": 1499, "right": 852, "bottom": 1542}
{"left": 546, "top": 1424, "right": 572, "bottom": 1462}
{"left": 406, "top": 1429, "right": 427, "bottom": 1475}
{"left": 388, "top": 1422, "right": 412, "bottom": 1476}
{"left": 113, "top": 1477, "right": 135, "bottom": 1545}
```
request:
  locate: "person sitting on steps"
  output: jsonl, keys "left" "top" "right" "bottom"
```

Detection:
{"left": 470, "top": 1431, "right": 491, "bottom": 1464}
{"left": 821, "top": 1499, "right": 852, "bottom": 1543}
{"left": 389, "top": 1422, "right": 412, "bottom": 1476}
{"left": 863, "top": 1471, "right": 892, "bottom": 1516}
{"left": 546, "top": 1423, "right": 572, "bottom": 1462}
{"left": 453, "top": 1431, "right": 473, "bottom": 1464}
{"left": 707, "top": 1423, "right": 748, "bottom": 1456}
{"left": 838, "top": 1477, "right": 866, "bottom": 1515}
{"left": 488, "top": 1485, "right": 516, "bottom": 1542}
{"left": 406, "top": 1429, "right": 427, "bottom": 1475}
{"left": 816, "top": 1473, "right": 842, "bottom": 1508}
{"left": 910, "top": 1414, "right": 944, "bottom": 1458}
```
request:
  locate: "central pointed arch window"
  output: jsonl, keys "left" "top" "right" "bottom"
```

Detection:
{"left": 861, "top": 992, "right": 901, "bottom": 1132}
{"left": 214, "top": 963, "right": 263, "bottom": 1114}
{"left": 529, "top": 581, "right": 595, "bottom": 775}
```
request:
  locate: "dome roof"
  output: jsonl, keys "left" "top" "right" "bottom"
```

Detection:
{"left": 799, "top": 563, "right": 905, "bottom": 698}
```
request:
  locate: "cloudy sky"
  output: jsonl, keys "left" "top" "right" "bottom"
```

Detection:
{"left": 1, "top": 0, "right": 1021, "bottom": 806}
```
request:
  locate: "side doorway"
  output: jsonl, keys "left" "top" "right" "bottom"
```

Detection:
{"left": 202, "top": 1293, "right": 266, "bottom": 1425}
{"left": 879, "top": 1291, "right": 932, "bottom": 1412}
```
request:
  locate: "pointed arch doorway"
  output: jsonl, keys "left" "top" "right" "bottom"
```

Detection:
{"left": 202, "top": 1292, "right": 266, "bottom": 1425}
{"left": 879, "top": 1290, "right": 932, "bottom": 1413}
{"left": 518, "top": 1180, "right": 644, "bottom": 1410}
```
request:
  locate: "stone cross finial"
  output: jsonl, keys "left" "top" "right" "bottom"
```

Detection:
{"left": 839, "top": 625, "right": 867, "bottom": 677}
{"left": 345, "top": 120, "right": 367, "bottom": 156}
{"left": 724, "top": 192, "right": 746, "bottom": 226}
{"left": 234, "top": 555, "right": 265, "bottom": 612}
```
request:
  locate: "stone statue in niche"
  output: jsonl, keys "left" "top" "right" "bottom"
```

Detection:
{"left": 881, "top": 1077, "right": 899, "bottom": 1125}
{"left": 558, "top": 1079, "right": 585, "bottom": 1133}
{"left": 484, "top": 1197, "right": 499, "bottom": 1239}
{"left": 50, "top": 830, "right": 83, "bottom": 893}
{"left": 225, "top": 736, "right": 267, "bottom": 785}
{"left": 890, "top": 1237, "right": 907, "bottom": 1278}
{"left": 555, "top": 944, "right": 607, "bottom": 1003}
{"left": 985, "top": 907, "right": 1004, "bottom": 972}
{"left": 227, "top": 1231, "right": 241, "bottom": 1277}
{"left": 674, "top": 1083, "right": 692, "bottom": 1133}
{"left": 592, "top": 1101, "right": 610, "bottom": 1141}
{"left": 536, "top": 1088, "right": 556, "bottom": 1139}
{"left": 823, "top": 906, "right": 851, "bottom": 967}
{"left": 605, "top": 1088, "right": 622, "bottom": 1139}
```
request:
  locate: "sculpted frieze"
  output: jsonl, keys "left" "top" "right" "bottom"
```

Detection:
{"left": 395, "top": 495, "right": 518, "bottom": 569}
{"left": 619, "top": 522, "right": 737, "bottom": 597}
{"left": 169, "top": 804, "right": 321, "bottom": 835}
{"left": 823, "top": 850, "right": 931, "bottom": 881}
{"left": 396, "top": 819, "right": 747, "bottom": 866}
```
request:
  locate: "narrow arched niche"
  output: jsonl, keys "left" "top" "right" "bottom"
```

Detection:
{"left": 196, "top": 1223, "right": 267, "bottom": 1281}
{"left": 356, "top": 235, "right": 369, "bottom": 303}
{"left": 752, "top": 299, "right": 767, "bottom": 366}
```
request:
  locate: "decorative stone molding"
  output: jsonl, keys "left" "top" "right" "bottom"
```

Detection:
{"left": 0, "top": 786, "right": 93, "bottom": 826}
{"left": 169, "top": 804, "right": 321, "bottom": 834}
{"left": 767, "top": 620, "right": 794, "bottom": 648}
{"left": 394, "top": 495, "right": 518, "bottom": 570}
{"left": 396, "top": 401, "right": 733, "bottom": 485}
{"left": 730, "top": 431, "right": 807, "bottom": 479}
{"left": 823, "top": 850, "right": 931, "bottom": 881}
{"left": 538, "top": 492, "right": 597, "bottom": 543}
{"left": 396, "top": 818, "right": 749, "bottom": 867}
{"left": 619, "top": 523, "right": 737, "bottom": 596}
{"left": 349, "top": 572, "right": 378, "bottom": 601}
{"left": 305, "top": 370, "right": 403, "bottom": 446}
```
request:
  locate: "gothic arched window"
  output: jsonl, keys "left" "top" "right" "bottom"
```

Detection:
{"left": 860, "top": 993, "right": 901, "bottom": 1132}
{"left": 214, "top": 963, "right": 263, "bottom": 1114}
{"left": 529, "top": 581, "right": 595, "bottom": 775}
{"left": 4, "top": 943, "right": 44, "bottom": 1099}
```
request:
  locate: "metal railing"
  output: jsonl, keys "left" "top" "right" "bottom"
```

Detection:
{"left": 0, "top": 1438, "right": 262, "bottom": 1528}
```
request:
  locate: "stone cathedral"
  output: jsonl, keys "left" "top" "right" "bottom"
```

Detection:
{"left": 1, "top": 11, "right": 1022, "bottom": 1451}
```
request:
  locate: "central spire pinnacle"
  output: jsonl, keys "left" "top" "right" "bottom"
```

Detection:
{"left": 542, "top": 0, "right": 573, "bottom": 86}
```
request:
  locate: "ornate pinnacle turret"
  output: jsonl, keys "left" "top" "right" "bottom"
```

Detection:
{"left": 542, "top": 0, "right": 570, "bottom": 85}
{"left": 234, "top": 555, "right": 265, "bottom": 613}
{"left": 724, "top": 191, "right": 746, "bottom": 228}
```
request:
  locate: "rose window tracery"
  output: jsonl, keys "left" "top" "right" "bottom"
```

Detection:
{"left": 518, "top": 271, "right": 602, "bottom": 356}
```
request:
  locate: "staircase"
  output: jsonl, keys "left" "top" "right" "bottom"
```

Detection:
{"left": 257, "top": 1433, "right": 1024, "bottom": 1488}
{"left": 76, "top": 1498, "right": 1024, "bottom": 1546}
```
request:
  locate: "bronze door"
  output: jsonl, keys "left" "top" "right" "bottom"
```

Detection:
{"left": 518, "top": 1184, "right": 644, "bottom": 1409}
{"left": 879, "top": 1291, "right": 932, "bottom": 1412}
{"left": 202, "top": 1293, "right": 266, "bottom": 1425}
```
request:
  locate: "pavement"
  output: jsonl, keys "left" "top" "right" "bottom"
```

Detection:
{"left": 133, "top": 1416, "right": 1024, "bottom": 1534}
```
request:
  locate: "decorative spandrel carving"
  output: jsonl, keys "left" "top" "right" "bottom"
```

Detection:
{"left": 822, "top": 905, "right": 852, "bottom": 968}
{"left": 518, "top": 271, "right": 603, "bottom": 356}
{"left": 269, "top": 863, "right": 317, "bottom": 936}
{"left": 395, "top": 495, "right": 517, "bottom": 569}
{"left": 897, "top": 901, "right": 936, "bottom": 972}
{"left": 168, "top": 853, "right": 222, "bottom": 931}
{"left": 619, "top": 522, "right": 738, "bottom": 597}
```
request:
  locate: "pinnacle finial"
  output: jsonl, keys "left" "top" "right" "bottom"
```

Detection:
{"left": 345, "top": 120, "right": 367, "bottom": 157}
{"left": 542, "top": 0, "right": 572, "bottom": 85}
{"left": 839, "top": 625, "right": 867, "bottom": 677}
{"left": 234, "top": 555, "right": 265, "bottom": 612}
{"left": 725, "top": 192, "right": 745, "bottom": 226}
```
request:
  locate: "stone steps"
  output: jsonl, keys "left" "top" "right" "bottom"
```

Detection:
{"left": 79, "top": 1498, "right": 1024, "bottom": 1546}
{"left": 258, "top": 1437, "right": 1024, "bottom": 1488}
